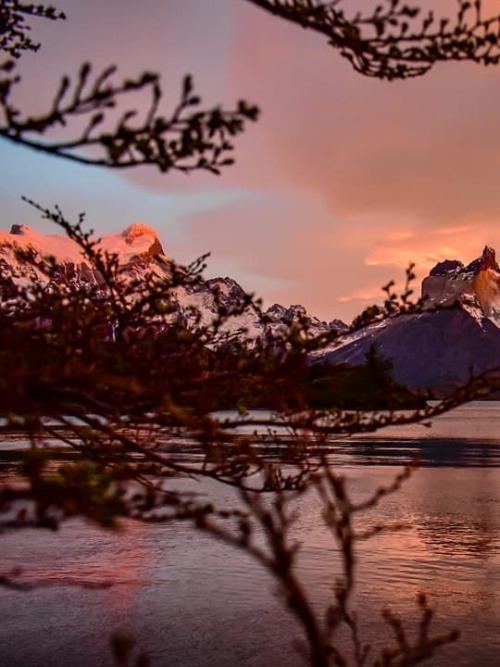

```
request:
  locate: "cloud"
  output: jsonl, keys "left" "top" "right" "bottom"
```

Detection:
{"left": 364, "top": 219, "right": 500, "bottom": 275}
{"left": 6, "top": 0, "right": 500, "bottom": 324}
{"left": 227, "top": 2, "right": 500, "bottom": 227}
{"left": 338, "top": 286, "right": 389, "bottom": 304}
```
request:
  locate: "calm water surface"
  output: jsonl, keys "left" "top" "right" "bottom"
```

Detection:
{"left": 2, "top": 402, "right": 500, "bottom": 666}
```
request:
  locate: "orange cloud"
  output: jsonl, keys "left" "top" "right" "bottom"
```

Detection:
{"left": 338, "top": 286, "right": 388, "bottom": 304}
{"left": 364, "top": 219, "right": 500, "bottom": 275}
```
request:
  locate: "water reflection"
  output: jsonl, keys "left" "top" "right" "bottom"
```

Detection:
{"left": 417, "top": 512, "right": 499, "bottom": 559}
{"left": 2, "top": 403, "right": 500, "bottom": 666}
{"left": 329, "top": 437, "right": 500, "bottom": 467}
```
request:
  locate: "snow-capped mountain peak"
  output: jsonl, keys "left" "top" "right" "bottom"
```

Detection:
{"left": 119, "top": 223, "right": 166, "bottom": 260}
{"left": 0, "top": 223, "right": 346, "bottom": 343}
{"left": 1, "top": 222, "right": 166, "bottom": 267}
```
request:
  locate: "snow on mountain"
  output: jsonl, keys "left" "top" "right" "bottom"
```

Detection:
{"left": 0, "top": 222, "right": 170, "bottom": 289}
{"left": 0, "top": 224, "right": 346, "bottom": 343}
{"left": 264, "top": 303, "right": 347, "bottom": 338}
{"left": 174, "top": 280, "right": 348, "bottom": 343}
{"left": 174, "top": 277, "right": 265, "bottom": 340}
{"left": 1, "top": 222, "right": 166, "bottom": 266}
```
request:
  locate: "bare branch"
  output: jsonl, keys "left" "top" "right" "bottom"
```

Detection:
{"left": 0, "top": 67, "right": 259, "bottom": 173}
{"left": 246, "top": 0, "right": 500, "bottom": 79}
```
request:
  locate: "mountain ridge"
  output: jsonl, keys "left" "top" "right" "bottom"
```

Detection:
{"left": 3, "top": 223, "right": 500, "bottom": 395}
{"left": 0, "top": 223, "right": 347, "bottom": 342}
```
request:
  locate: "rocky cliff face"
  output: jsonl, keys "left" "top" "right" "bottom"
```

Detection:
{"left": 0, "top": 223, "right": 346, "bottom": 342}
{"left": 421, "top": 245, "right": 500, "bottom": 325}
{"left": 317, "top": 246, "right": 500, "bottom": 395}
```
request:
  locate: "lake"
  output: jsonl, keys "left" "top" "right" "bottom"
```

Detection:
{"left": 2, "top": 402, "right": 500, "bottom": 666}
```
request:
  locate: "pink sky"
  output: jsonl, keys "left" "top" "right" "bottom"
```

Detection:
{"left": 3, "top": 0, "right": 500, "bottom": 322}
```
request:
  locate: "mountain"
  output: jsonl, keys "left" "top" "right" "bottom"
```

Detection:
{"left": 0, "top": 223, "right": 347, "bottom": 342}
{"left": 0, "top": 222, "right": 169, "bottom": 286}
{"left": 5, "top": 223, "right": 500, "bottom": 397}
{"left": 421, "top": 244, "right": 500, "bottom": 325}
{"left": 315, "top": 246, "right": 500, "bottom": 395}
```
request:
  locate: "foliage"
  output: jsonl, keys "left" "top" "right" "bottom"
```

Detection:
{"left": 2, "top": 2, "right": 500, "bottom": 666}
{"left": 308, "top": 346, "right": 426, "bottom": 410}
{"left": 0, "top": 1, "right": 64, "bottom": 60}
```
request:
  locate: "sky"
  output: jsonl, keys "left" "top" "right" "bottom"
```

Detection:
{"left": 3, "top": 0, "right": 500, "bottom": 323}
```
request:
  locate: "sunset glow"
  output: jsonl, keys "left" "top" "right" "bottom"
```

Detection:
{"left": 2, "top": 0, "right": 500, "bottom": 322}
